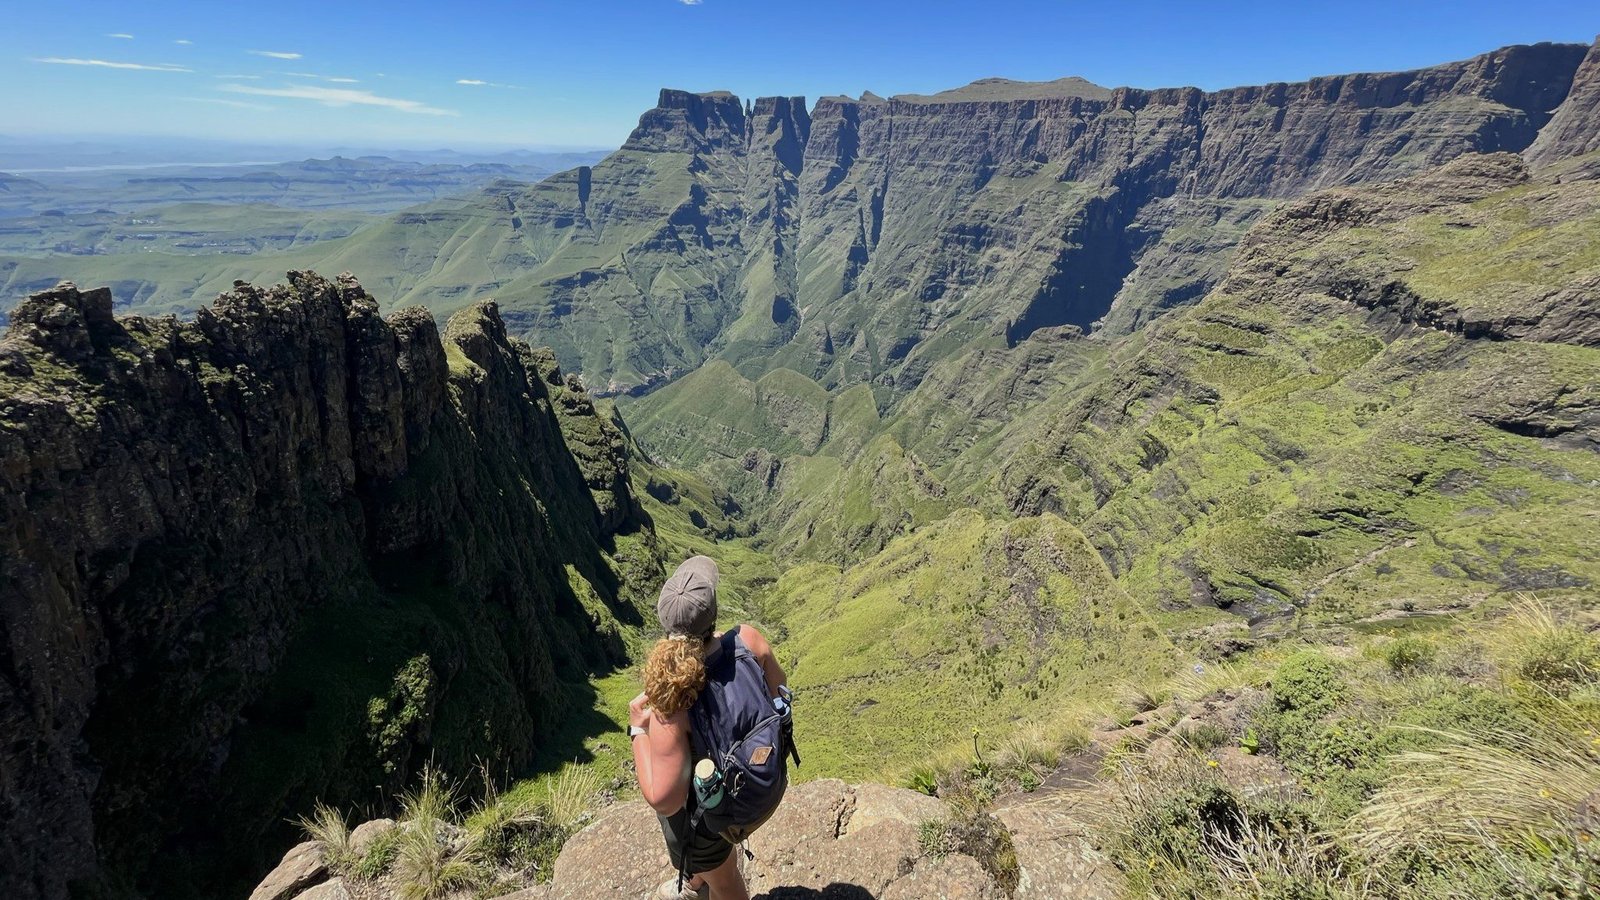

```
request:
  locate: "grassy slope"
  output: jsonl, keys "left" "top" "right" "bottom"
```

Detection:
{"left": 606, "top": 154, "right": 1600, "bottom": 791}
{"left": 759, "top": 510, "right": 1189, "bottom": 779}
{"left": 977, "top": 158, "right": 1600, "bottom": 631}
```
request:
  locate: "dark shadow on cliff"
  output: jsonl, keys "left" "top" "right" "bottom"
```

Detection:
{"left": 1006, "top": 193, "right": 1136, "bottom": 343}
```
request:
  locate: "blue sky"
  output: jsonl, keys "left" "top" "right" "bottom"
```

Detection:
{"left": 3, "top": 1, "right": 1595, "bottom": 150}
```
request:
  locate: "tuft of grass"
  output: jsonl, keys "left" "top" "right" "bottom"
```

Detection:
{"left": 391, "top": 822, "right": 484, "bottom": 900}
{"left": 992, "top": 723, "right": 1063, "bottom": 793}
{"left": 1346, "top": 696, "right": 1600, "bottom": 863}
{"left": 1121, "top": 684, "right": 1171, "bottom": 715}
{"left": 1170, "top": 657, "right": 1270, "bottom": 703}
{"left": 297, "top": 802, "right": 355, "bottom": 874}
{"left": 1101, "top": 757, "right": 1354, "bottom": 898}
{"left": 540, "top": 764, "right": 603, "bottom": 832}
{"left": 1367, "top": 636, "right": 1438, "bottom": 675}
{"left": 1502, "top": 596, "right": 1599, "bottom": 696}
{"left": 399, "top": 765, "right": 456, "bottom": 827}
{"left": 1174, "top": 722, "right": 1231, "bottom": 753}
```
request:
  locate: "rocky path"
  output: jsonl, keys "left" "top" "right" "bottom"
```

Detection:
{"left": 989, "top": 738, "right": 1122, "bottom": 900}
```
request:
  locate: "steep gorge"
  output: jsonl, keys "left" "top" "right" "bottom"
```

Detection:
{"left": 0, "top": 273, "right": 659, "bottom": 899}
{"left": 5, "top": 35, "right": 1600, "bottom": 900}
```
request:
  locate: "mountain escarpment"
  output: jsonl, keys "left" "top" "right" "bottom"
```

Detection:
{"left": 450, "top": 39, "right": 1590, "bottom": 403}
{"left": 0, "top": 272, "right": 657, "bottom": 899}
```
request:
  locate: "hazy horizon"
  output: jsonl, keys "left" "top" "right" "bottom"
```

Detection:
{"left": 4, "top": 0, "right": 1594, "bottom": 148}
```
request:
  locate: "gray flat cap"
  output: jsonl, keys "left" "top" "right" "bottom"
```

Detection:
{"left": 657, "top": 555, "right": 719, "bottom": 637}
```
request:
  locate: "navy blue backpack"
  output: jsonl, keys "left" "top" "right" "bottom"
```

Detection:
{"left": 685, "top": 628, "right": 798, "bottom": 841}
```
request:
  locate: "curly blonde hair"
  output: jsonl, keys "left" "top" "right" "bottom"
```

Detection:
{"left": 643, "top": 635, "right": 708, "bottom": 718}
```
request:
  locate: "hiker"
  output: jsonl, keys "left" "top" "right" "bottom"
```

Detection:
{"left": 629, "top": 556, "right": 797, "bottom": 900}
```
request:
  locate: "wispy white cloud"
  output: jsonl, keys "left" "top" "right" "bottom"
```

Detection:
{"left": 106, "top": 33, "right": 134, "bottom": 39}
{"left": 285, "top": 71, "right": 361, "bottom": 84}
{"left": 248, "top": 49, "right": 302, "bottom": 60}
{"left": 174, "top": 39, "right": 193, "bottom": 45}
{"left": 456, "top": 78, "right": 520, "bottom": 88}
{"left": 33, "top": 57, "right": 190, "bottom": 72}
{"left": 220, "top": 83, "right": 457, "bottom": 116}
{"left": 180, "top": 96, "right": 275, "bottom": 111}
{"left": 679, "top": 0, "right": 703, "bottom": 5}
{"left": 216, "top": 74, "right": 262, "bottom": 79}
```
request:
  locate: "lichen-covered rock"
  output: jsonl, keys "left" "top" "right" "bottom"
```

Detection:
{"left": 0, "top": 273, "right": 657, "bottom": 900}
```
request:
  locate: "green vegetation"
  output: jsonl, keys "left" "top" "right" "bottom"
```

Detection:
{"left": 1105, "top": 758, "right": 1350, "bottom": 899}
{"left": 295, "top": 804, "right": 355, "bottom": 873}
{"left": 914, "top": 734, "right": 1025, "bottom": 894}
{"left": 302, "top": 763, "right": 606, "bottom": 897}
{"left": 1095, "top": 596, "right": 1600, "bottom": 898}
{"left": 755, "top": 510, "right": 1179, "bottom": 779}
{"left": 235, "top": 153, "right": 1600, "bottom": 898}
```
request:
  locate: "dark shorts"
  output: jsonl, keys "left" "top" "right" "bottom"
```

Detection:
{"left": 658, "top": 806, "right": 733, "bottom": 875}
{"left": 658, "top": 776, "right": 786, "bottom": 875}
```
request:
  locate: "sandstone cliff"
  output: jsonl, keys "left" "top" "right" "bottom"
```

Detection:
{"left": 0, "top": 273, "right": 657, "bottom": 899}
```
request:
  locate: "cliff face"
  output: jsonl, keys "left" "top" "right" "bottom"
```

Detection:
{"left": 0, "top": 273, "right": 655, "bottom": 899}
{"left": 1527, "top": 37, "right": 1600, "bottom": 166}
{"left": 398, "top": 40, "right": 1590, "bottom": 409}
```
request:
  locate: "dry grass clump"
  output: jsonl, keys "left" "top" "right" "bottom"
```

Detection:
{"left": 1100, "top": 756, "right": 1361, "bottom": 899}
{"left": 296, "top": 802, "right": 356, "bottom": 873}
{"left": 1498, "top": 595, "right": 1600, "bottom": 696}
{"left": 1346, "top": 696, "right": 1600, "bottom": 861}
{"left": 390, "top": 768, "right": 483, "bottom": 900}
{"left": 904, "top": 716, "right": 1092, "bottom": 798}
{"left": 297, "top": 762, "right": 601, "bottom": 899}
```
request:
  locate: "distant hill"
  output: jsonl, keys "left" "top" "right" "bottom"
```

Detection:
{"left": 0, "top": 152, "right": 611, "bottom": 216}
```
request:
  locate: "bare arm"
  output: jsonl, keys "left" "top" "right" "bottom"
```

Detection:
{"left": 737, "top": 624, "right": 788, "bottom": 698}
{"left": 629, "top": 693, "right": 691, "bottom": 815}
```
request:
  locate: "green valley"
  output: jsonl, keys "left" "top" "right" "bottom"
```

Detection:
{"left": 4, "top": 31, "right": 1600, "bottom": 900}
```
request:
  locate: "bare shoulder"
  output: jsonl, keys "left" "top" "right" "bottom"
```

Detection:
{"left": 651, "top": 705, "right": 691, "bottom": 734}
{"left": 737, "top": 624, "right": 774, "bottom": 656}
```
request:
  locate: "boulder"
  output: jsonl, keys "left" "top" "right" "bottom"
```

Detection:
{"left": 293, "top": 878, "right": 353, "bottom": 900}
{"left": 249, "top": 841, "right": 327, "bottom": 900}
{"left": 349, "top": 818, "right": 397, "bottom": 856}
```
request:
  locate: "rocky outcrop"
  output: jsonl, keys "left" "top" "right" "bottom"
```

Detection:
{"left": 0, "top": 273, "right": 655, "bottom": 900}
{"left": 255, "top": 780, "right": 1015, "bottom": 900}
{"left": 1527, "top": 37, "right": 1600, "bottom": 167}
